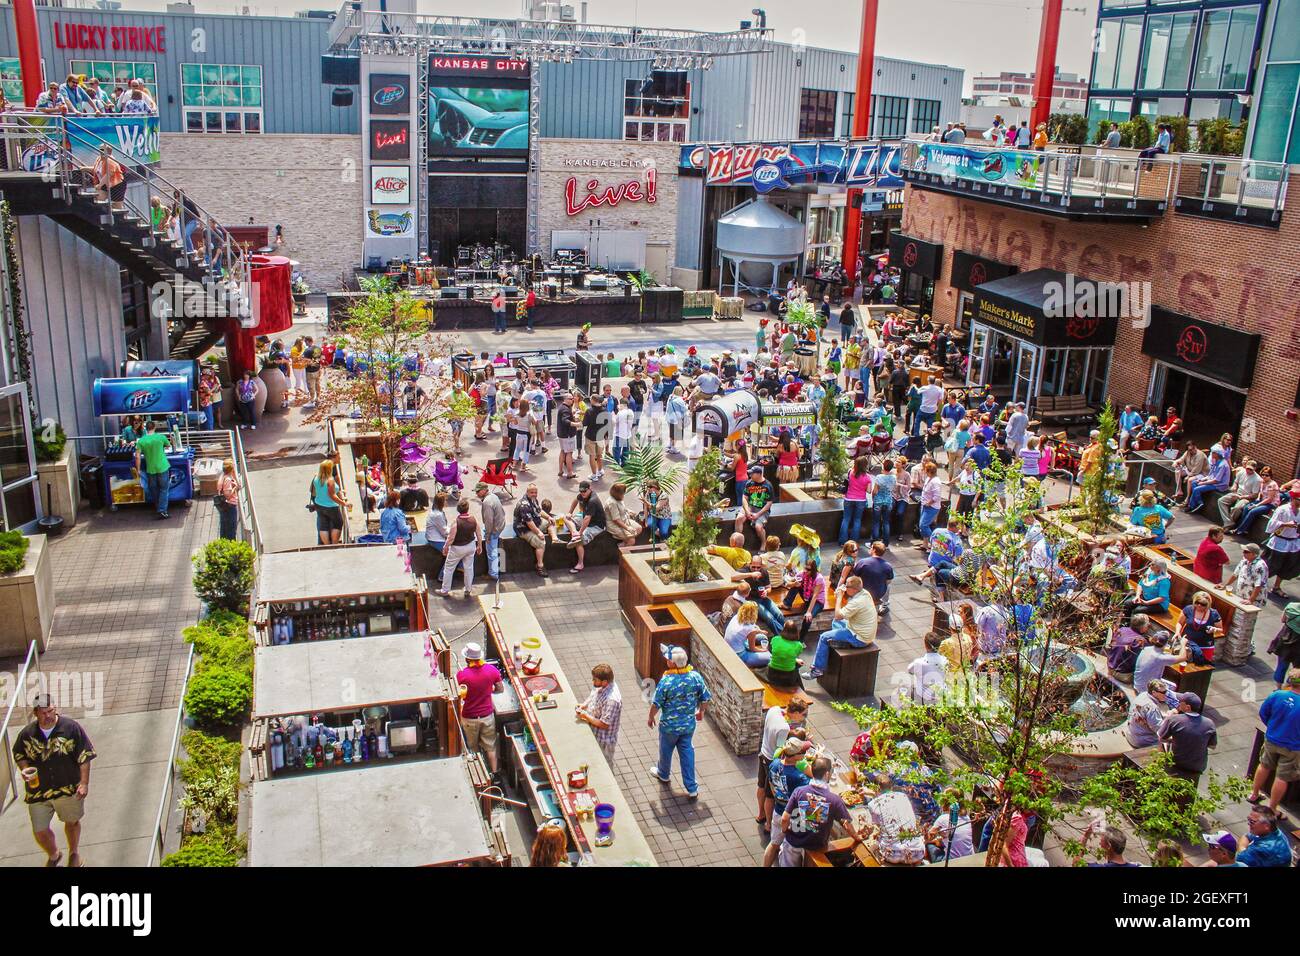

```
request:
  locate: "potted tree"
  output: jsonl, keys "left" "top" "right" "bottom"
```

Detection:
{"left": 291, "top": 276, "right": 311, "bottom": 316}
{"left": 35, "top": 420, "right": 78, "bottom": 528}
{"left": 610, "top": 438, "right": 686, "bottom": 565}
{"left": 0, "top": 530, "right": 54, "bottom": 654}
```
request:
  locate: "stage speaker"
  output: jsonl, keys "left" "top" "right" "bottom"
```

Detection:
{"left": 575, "top": 351, "right": 601, "bottom": 396}
{"left": 643, "top": 287, "right": 683, "bottom": 322}
{"left": 546, "top": 283, "right": 558, "bottom": 299}
{"left": 331, "top": 86, "right": 354, "bottom": 107}
{"left": 321, "top": 54, "right": 361, "bottom": 86}
{"left": 503, "top": 287, "right": 520, "bottom": 299}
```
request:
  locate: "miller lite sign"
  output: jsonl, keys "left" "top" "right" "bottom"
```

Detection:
{"left": 369, "top": 73, "right": 411, "bottom": 115}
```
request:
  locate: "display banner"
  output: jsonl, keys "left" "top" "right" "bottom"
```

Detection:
{"left": 92, "top": 376, "right": 191, "bottom": 416}
{"left": 368, "top": 73, "right": 411, "bottom": 115}
{"left": 370, "top": 165, "right": 411, "bottom": 204}
{"left": 680, "top": 140, "right": 903, "bottom": 188}
{"left": 951, "top": 251, "right": 1017, "bottom": 292}
{"left": 66, "top": 115, "right": 161, "bottom": 166}
{"left": 121, "top": 360, "right": 198, "bottom": 392}
{"left": 913, "top": 142, "right": 1042, "bottom": 189}
{"left": 370, "top": 120, "right": 410, "bottom": 160}
{"left": 887, "top": 232, "right": 943, "bottom": 280}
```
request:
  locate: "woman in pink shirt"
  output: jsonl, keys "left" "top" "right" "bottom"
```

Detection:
{"left": 780, "top": 558, "right": 828, "bottom": 642}
{"left": 917, "top": 460, "right": 945, "bottom": 541}
{"left": 891, "top": 455, "right": 912, "bottom": 545}
{"left": 840, "top": 455, "right": 873, "bottom": 544}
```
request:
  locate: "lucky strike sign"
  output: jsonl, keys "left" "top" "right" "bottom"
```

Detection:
{"left": 564, "top": 167, "right": 658, "bottom": 217}
{"left": 53, "top": 22, "right": 165, "bottom": 52}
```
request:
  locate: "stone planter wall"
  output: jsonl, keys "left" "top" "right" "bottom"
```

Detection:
{"left": 37, "top": 452, "right": 78, "bottom": 528}
{"left": 674, "top": 599, "right": 764, "bottom": 755}
{"left": 617, "top": 548, "right": 737, "bottom": 621}
{"left": 0, "top": 534, "right": 55, "bottom": 654}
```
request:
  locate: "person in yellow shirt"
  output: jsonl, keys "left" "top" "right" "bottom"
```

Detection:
{"left": 1032, "top": 122, "right": 1048, "bottom": 150}
{"left": 939, "top": 603, "right": 979, "bottom": 671}
{"left": 1078, "top": 429, "right": 1103, "bottom": 480}
{"left": 709, "top": 532, "right": 753, "bottom": 570}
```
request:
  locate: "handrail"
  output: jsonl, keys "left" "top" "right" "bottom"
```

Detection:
{"left": 146, "top": 643, "right": 194, "bottom": 866}
{"left": 231, "top": 424, "right": 263, "bottom": 554}
{"left": 0, "top": 112, "right": 252, "bottom": 314}
{"left": 0, "top": 641, "right": 38, "bottom": 815}
{"left": 899, "top": 137, "right": 1176, "bottom": 206}
{"left": 1171, "top": 153, "right": 1288, "bottom": 214}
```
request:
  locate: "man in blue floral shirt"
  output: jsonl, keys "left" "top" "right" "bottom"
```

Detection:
{"left": 648, "top": 646, "right": 711, "bottom": 799}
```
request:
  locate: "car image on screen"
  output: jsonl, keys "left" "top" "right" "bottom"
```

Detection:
{"left": 429, "top": 86, "right": 528, "bottom": 152}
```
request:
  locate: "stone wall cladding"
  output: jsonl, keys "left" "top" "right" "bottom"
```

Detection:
{"left": 538, "top": 139, "right": 680, "bottom": 277}
{"left": 160, "top": 133, "right": 363, "bottom": 290}
{"left": 901, "top": 182, "right": 1300, "bottom": 473}
{"left": 689, "top": 626, "right": 764, "bottom": 755}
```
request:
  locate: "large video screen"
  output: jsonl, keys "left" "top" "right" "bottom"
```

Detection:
{"left": 429, "top": 84, "right": 529, "bottom": 156}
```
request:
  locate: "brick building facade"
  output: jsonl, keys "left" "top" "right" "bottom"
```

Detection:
{"left": 900, "top": 183, "right": 1300, "bottom": 476}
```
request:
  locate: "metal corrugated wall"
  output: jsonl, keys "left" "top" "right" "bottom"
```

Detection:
{"left": 0, "top": 10, "right": 356, "bottom": 134}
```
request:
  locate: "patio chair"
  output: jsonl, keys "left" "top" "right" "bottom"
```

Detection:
{"left": 472, "top": 457, "right": 519, "bottom": 499}
{"left": 400, "top": 437, "right": 434, "bottom": 480}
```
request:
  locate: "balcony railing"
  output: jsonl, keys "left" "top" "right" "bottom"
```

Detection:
{"left": 898, "top": 137, "right": 1174, "bottom": 217}
{"left": 1172, "top": 154, "right": 1287, "bottom": 227}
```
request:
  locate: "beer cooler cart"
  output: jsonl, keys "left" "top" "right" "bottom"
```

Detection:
{"left": 92, "top": 376, "right": 196, "bottom": 511}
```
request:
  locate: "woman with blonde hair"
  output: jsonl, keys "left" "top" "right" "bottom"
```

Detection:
{"left": 310, "top": 458, "right": 349, "bottom": 545}
{"left": 216, "top": 458, "right": 241, "bottom": 540}
{"left": 723, "top": 601, "right": 771, "bottom": 668}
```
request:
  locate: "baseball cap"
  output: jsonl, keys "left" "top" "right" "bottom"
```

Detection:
{"left": 661, "top": 644, "right": 689, "bottom": 667}
{"left": 463, "top": 642, "right": 484, "bottom": 661}
{"left": 1244, "top": 543, "right": 1262, "bottom": 555}
{"left": 781, "top": 738, "right": 813, "bottom": 758}
{"left": 1202, "top": 830, "right": 1236, "bottom": 852}
{"left": 1141, "top": 477, "right": 1156, "bottom": 485}
{"left": 31, "top": 692, "right": 53, "bottom": 709}
{"left": 1179, "top": 692, "right": 1202, "bottom": 712}
{"left": 474, "top": 482, "right": 488, "bottom": 493}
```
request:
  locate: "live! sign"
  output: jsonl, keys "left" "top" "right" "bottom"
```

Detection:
{"left": 53, "top": 22, "right": 166, "bottom": 52}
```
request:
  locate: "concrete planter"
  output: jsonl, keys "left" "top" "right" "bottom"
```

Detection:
{"left": 0, "top": 534, "right": 55, "bottom": 654}
{"left": 37, "top": 451, "right": 79, "bottom": 528}
{"left": 779, "top": 479, "right": 840, "bottom": 503}
{"left": 630, "top": 602, "right": 693, "bottom": 682}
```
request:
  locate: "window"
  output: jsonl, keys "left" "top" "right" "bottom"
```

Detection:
{"left": 1085, "top": 96, "right": 1132, "bottom": 140}
{"left": 1269, "top": 0, "right": 1300, "bottom": 61}
{"left": 1101, "top": 0, "right": 1142, "bottom": 7}
{"left": 70, "top": 60, "right": 157, "bottom": 92}
{"left": 181, "top": 63, "right": 263, "bottom": 134}
{"left": 1251, "top": 64, "right": 1300, "bottom": 163}
{"left": 1092, "top": 16, "right": 1144, "bottom": 90}
{"left": 911, "top": 98, "right": 941, "bottom": 134}
{"left": 623, "top": 77, "right": 689, "bottom": 142}
{"left": 869, "top": 94, "right": 908, "bottom": 139}
{"left": 840, "top": 92, "right": 855, "bottom": 138}
{"left": 798, "top": 89, "right": 837, "bottom": 139}
{"left": 1193, "top": 6, "right": 1260, "bottom": 90}
{"left": 1139, "top": 13, "right": 1198, "bottom": 90}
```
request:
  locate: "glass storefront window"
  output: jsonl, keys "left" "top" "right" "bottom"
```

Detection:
{"left": 1251, "top": 64, "right": 1300, "bottom": 162}
{"left": 1269, "top": 0, "right": 1300, "bottom": 61}
{"left": 0, "top": 385, "right": 37, "bottom": 531}
{"left": 1093, "top": 17, "right": 1144, "bottom": 90}
{"left": 1139, "top": 13, "right": 1198, "bottom": 90}
{"left": 1193, "top": 6, "right": 1260, "bottom": 90}
{"left": 1086, "top": 97, "right": 1133, "bottom": 140}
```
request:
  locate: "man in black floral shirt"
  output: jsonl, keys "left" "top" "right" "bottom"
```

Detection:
{"left": 12, "top": 693, "right": 95, "bottom": 867}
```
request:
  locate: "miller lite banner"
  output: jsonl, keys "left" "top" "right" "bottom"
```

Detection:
{"left": 370, "top": 165, "right": 411, "bottom": 205}
{"left": 1141, "top": 308, "right": 1260, "bottom": 389}
{"left": 679, "top": 140, "right": 903, "bottom": 188}
{"left": 93, "top": 376, "right": 191, "bottom": 417}
{"left": 368, "top": 73, "right": 411, "bottom": 115}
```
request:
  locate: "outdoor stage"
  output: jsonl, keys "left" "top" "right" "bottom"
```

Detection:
{"left": 326, "top": 287, "right": 683, "bottom": 330}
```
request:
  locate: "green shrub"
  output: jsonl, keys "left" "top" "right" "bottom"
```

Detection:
{"left": 191, "top": 539, "right": 255, "bottom": 613}
{"left": 179, "top": 759, "right": 240, "bottom": 824}
{"left": 1049, "top": 113, "right": 1088, "bottom": 145}
{"left": 179, "top": 729, "right": 242, "bottom": 784}
{"left": 34, "top": 421, "right": 67, "bottom": 463}
{"left": 184, "top": 666, "right": 252, "bottom": 729}
{"left": 185, "top": 623, "right": 254, "bottom": 673}
{"left": 202, "top": 608, "right": 252, "bottom": 639}
{"left": 161, "top": 834, "right": 239, "bottom": 867}
{"left": 0, "top": 530, "right": 30, "bottom": 574}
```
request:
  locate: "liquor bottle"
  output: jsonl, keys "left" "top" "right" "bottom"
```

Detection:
{"left": 286, "top": 616, "right": 295, "bottom": 641}
{"left": 367, "top": 730, "right": 378, "bottom": 760}
{"left": 304, "top": 746, "right": 315, "bottom": 770}
{"left": 359, "top": 733, "right": 369, "bottom": 762}
{"left": 314, "top": 741, "right": 324, "bottom": 768}
{"left": 342, "top": 735, "right": 352, "bottom": 764}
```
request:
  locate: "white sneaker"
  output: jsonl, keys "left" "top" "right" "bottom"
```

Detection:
{"left": 462, "top": 589, "right": 472, "bottom": 599}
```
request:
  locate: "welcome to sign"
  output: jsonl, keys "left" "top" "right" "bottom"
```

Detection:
{"left": 65, "top": 116, "right": 161, "bottom": 166}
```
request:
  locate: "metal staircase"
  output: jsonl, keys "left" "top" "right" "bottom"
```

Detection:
{"left": 0, "top": 113, "right": 254, "bottom": 336}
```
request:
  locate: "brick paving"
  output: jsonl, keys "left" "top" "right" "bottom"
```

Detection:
{"left": 0, "top": 501, "right": 217, "bottom": 718}
{"left": 426, "top": 494, "right": 1296, "bottom": 866}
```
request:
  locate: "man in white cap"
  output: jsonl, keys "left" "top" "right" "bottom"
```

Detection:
{"left": 1222, "top": 542, "right": 1269, "bottom": 606}
{"left": 12, "top": 693, "right": 95, "bottom": 867}
{"left": 1198, "top": 830, "right": 1244, "bottom": 867}
{"left": 647, "top": 645, "right": 711, "bottom": 799}
{"left": 1005, "top": 402, "right": 1029, "bottom": 455}
{"left": 456, "top": 643, "right": 503, "bottom": 778}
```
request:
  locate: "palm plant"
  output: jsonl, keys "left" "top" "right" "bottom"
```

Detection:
{"left": 610, "top": 439, "right": 686, "bottom": 563}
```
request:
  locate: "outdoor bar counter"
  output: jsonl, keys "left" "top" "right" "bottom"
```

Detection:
{"left": 480, "top": 592, "right": 656, "bottom": 866}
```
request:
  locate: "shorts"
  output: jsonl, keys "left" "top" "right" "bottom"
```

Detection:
{"left": 560, "top": 436, "right": 577, "bottom": 454}
{"left": 584, "top": 438, "right": 602, "bottom": 459}
{"left": 778, "top": 841, "right": 806, "bottom": 868}
{"left": 758, "top": 754, "right": 773, "bottom": 791}
{"left": 768, "top": 808, "right": 786, "bottom": 847}
{"left": 520, "top": 529, "right": 546, "bottom": 551}
{"left": 28, "top": 794, "right": 85, "bottom": 834}
{"left": 1260, "top": 739, "right": 1300, "bottom": 782}
{"left": 462, "top": 714, "right": 498, "bottom": 755}
{"left": 315, "top": 505, "right": 344, "bottom": 533}
{"left": 567, "top": 525, "right": 604, "bottom": 547}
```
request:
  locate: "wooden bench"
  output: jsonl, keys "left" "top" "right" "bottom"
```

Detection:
{"left": 1035, "top": 394, "right": 1098, "bottom": 424}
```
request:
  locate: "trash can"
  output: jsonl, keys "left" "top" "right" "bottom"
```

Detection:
{"left": 79, "top": 457, "right": 105, "bottom": 510}
{"left": 794, "top": 345, "right": 817, "bottom": 377}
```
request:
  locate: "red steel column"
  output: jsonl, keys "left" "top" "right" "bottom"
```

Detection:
{"left": 840, "top": 0, "right": 879, "bottom": 280}
{"left": 1029, "top": 0, "right": 1064, "bottom": 133}
{"left": 12, "top": 0, "right": 44, "bottom": 107}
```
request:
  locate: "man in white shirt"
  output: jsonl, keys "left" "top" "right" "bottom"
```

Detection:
{"left": 1215, "top": 460, "right": 1262, "bottom": 528}
{"left": 865, "top": 774, "right": 927, "bottom": 864}
{"left": 905, "top": 631, "right": 949, "bottom": 705}
{"left": 1125, "top": 678, "right": 1180, "bottom": 748}
{"left": 804, "top": 577, "right": 877, "bottom": 679}
{"left": 913, "top": 381, "right": 945, "bottom": 436}
{"left": 611, "top": 399, "right": 635, "bottom": 465}
{"left": 756, "top": 696, "right": 809, "bottom": 828}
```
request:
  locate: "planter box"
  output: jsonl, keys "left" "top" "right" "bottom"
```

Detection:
{"left": 675, "top": 600, "right": 765, "bottom": 755}
{"left": 0, "top": 534, "right": 55, "bottom": 654}
{"left": 37, "top": 452, "right": 79, "bottom": 528}
{"left": 631, "top": 603, "right": 693, "bottom": 681}
{"left": 1040, "top": 503, "right": 1142, "bottom": 549}
{"left": 618, "top": 548, "right": 737, "bottom": 623}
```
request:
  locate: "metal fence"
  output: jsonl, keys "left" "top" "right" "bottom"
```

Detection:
{"left": 0, "top": 642, "right": 39, "bottom": 817}
{"left": 1173, "top": 154, "right": 1289, "bottom": 213}
{"left": 145, "top": 644, "right": 194, "bottom": 867}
